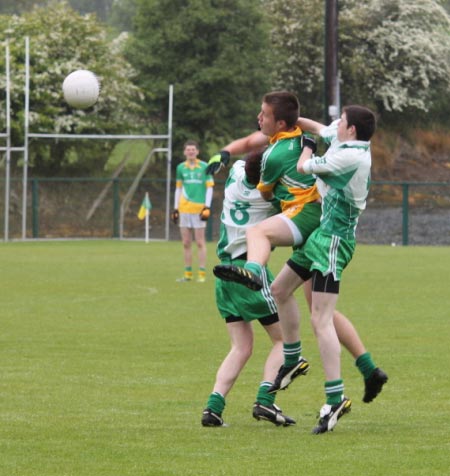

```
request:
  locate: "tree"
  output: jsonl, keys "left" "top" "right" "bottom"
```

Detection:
{"left": 0, "top": 1, "right": 146, "bottom": 175}
{"left": 109, "top": 0, "right": 138, "bottom": 32}
{"left": 265, "top": 0, "right": 450, "bottom": 124}
{"left": 127, "top": 0, "right": 272, "bottom": 157}
{"left": 0, "top": 0, "right": 115, "bottom": 22}
{"left": 263, "top": 0, "right": 325, "bottom": 120}
{"left": 339, "top": 0, "right": 450, "bottom": 117}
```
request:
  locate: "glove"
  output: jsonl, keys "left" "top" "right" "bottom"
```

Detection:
{"left": 199, "top": 207, "right": 210, "bottom": 221}
{"left": 205, "top": 150, "right": 231, "bottom": 175}
{"left": 302, "top": 135, "right": 317, "bottom": 154}
{"left": 171, "top": 209, "right": 179, "bottom": 225}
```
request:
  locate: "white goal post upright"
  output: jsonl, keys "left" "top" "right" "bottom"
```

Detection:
{"left": 2, "top": 42, "right": 11, "bottom": 240}
{"left": 23, "top": 36, "right": 30, "bottom": 240}
{"left": 0, "top": 37, "right": 174, "bottom": 241}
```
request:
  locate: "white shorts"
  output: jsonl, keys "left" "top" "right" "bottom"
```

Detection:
{"left": 179, "top": 212, "right": 206, "bottom": 229}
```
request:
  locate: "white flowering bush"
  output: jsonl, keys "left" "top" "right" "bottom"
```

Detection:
{"left": 340, "top": 0, "right": 450, "bottom": 113}
{"left": 265, "top": 0, "right": 450, "bottom": 117}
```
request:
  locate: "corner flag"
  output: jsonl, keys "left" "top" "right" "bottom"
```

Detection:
{"left": 138, "top": 193, "right": 152, "bottom": 220}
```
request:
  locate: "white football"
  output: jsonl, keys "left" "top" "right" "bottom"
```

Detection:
{"left": 62, "top": 70, "right": 100, "bottom": 109}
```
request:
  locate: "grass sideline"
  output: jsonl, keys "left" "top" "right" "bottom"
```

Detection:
{"left": 0, "top": 240, "right": 448, "bottom": 476}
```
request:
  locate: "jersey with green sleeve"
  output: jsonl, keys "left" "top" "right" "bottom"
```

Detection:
{"left": 175, "top": 159, "right": 213, "bottom": 212}
{"left": 303, "top": 123, "right": 372, "bottom": 239}
{"left": 259, "top": 135, "right": 317, "bottom": 209}
{"left": 217, "top": 161, "right": 277, "bottom": 260}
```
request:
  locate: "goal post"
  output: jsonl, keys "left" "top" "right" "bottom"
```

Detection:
{"left": 0, "top": 37, "right": 174, "bottom": 241}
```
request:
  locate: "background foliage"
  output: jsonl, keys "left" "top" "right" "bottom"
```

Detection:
{"left": 0, "top": 1, "right": 145, "bottom": 175}
{"left": 126, "top": 0, "right": 272, "bottom": 155}
{"left": 0, "top": 0, "right": 449, "bottom": 174}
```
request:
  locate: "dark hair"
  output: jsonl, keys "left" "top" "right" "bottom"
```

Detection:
{"left": 343, "top": 105, "right": 376, "bottom": 141}
{"left": 262, "top": 91, "right": 300, "bottom": 128}
{"left": 183, "top": 140, "right": 199, "bottom": 149}
{"left": 244, "top": 149, "right": 264, "bottom": 185}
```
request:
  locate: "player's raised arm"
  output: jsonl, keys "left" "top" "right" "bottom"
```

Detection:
{"left": 206, "top": 131, "right": 269, "bottom": 175}
{"left": 297, "top": 117, "right": 325, "bottom": 135}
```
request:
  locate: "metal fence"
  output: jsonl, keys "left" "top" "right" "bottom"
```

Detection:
{"left": 0, "top": 177, "right": 449, "bottom": 245}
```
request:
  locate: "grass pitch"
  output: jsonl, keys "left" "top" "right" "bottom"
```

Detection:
{"left": 0, "top": 241, "right": 449, "bottom": 476}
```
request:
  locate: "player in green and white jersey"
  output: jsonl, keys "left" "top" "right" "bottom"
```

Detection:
{"left": 206, "top": 95, "right": 387, "bottom": 423}
{"left": 270, "top": 105, "right": 387, "bottom": 434}
{"left": 202, "top": 152, "right": 297, "bottom": 427}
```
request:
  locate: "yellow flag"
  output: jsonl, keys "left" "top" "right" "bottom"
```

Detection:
{"left": 138, "top": 194, "right": 152, "bottom": 220}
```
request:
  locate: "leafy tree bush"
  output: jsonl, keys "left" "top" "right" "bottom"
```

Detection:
{"left": 339, "top": 0, "right": 450, "bottom": 118}
{"left": 265, "top": 0, "right": 450, "bottom": 126}
{"left": 0, "top": 1, "right": 145, "bottom": 175}
{"left": 127, "top": 0, "right": 272, "bottom": 157}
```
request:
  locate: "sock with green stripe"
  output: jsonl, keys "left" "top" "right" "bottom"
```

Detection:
{"left": 283, "top": 341, "right": 302, "bottom": 367}
{"left": 325, "top": 379, "right": 344, "bottom": 405}
{"left": 243, "top": 261, "right": 263, "bottom": 277}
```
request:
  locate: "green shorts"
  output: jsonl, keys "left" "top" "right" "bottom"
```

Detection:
{"left": 283, "top": 202, "right": 321, "bottom": 247}
{"left": 290, "top": 229, "right": 355, "bottom": 281}
{"left": 215, "top": 259, "right": 278, "bottom": 322}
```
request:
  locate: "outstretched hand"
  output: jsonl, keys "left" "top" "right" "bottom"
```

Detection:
{"left": 206, "top": 150, "right": 231, "bottom": 175}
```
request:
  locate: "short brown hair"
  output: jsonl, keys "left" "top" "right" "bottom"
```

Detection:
{"left": 343, "top": 105, "right": 376, "bottom": 141}
{"left": 262, "top": 91, "right": 300, "bottom": 128}
{"left": 183, "top": 140, "right": 199, "bottom": 149}
{"left": 244, "top": 150, "right": 263, "bottom": 185}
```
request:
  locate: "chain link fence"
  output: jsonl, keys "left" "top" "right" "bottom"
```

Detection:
{"left": 0, "top": 177, "right": 449, "bottom": 245}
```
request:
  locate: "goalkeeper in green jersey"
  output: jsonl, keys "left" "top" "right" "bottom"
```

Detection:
{"left": 172, "top": 140, "right": 214, "bottom": 283}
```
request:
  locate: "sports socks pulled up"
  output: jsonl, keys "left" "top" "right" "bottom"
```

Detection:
{"left": 325, "top": 379, "right": 344, "bottom": 405}
{"left": 206, "top": 391, "right": 225, "bottom": 416}
{"left": 355, "top": 352, "right": 376, "bottom": 380}
{"left": 283, "top": 341, "right": 302, "bottom": 367}
{"left": 256, "top": 381, "right": 276, "bottom": 407}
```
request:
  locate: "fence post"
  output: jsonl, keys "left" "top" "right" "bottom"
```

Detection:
{"left": 402, "top": 183, "right": 409, "bottom": 246}
{"left": 32, "top": 178, "right": 39, "bottom": 238}
{"left": 113, "top": 178, "right": 119, "bottom": 238}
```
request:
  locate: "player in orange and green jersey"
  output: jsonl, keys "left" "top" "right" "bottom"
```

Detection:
{"left": 211, "top": 91, "right": 321, "bottom": 291}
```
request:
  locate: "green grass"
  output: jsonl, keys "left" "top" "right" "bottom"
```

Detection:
{"left": 0, "top": 241, "right": 449, "bottom": 476}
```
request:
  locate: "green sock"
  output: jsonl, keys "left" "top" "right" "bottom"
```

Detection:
{"left": 325, "top": 379, "right": 344, "bottom": 405}
{"left": 206, "top": 392, "right": 225, "bottom": 415}
{"left": 256, "top": 381, "right": 275, "bottom": 406}
{"left": 244, "top": 261, "right": 263, "bottom": 277}
{"left": 283, "top": 341, "right": 302, "bottom": 367}
{"left": 355, "top": 352, "right": 376, "bottom": 380}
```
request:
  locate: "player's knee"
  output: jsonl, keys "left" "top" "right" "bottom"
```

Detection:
{"left": 270, "top": 280, "right": 289, "bottom": 303}
{"left": 233, "top": 343, "right": 253, "bottom": 362}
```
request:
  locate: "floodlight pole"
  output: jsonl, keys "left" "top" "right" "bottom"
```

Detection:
{"left": 325, "top": 0, "right": 340, "bottom": 123}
